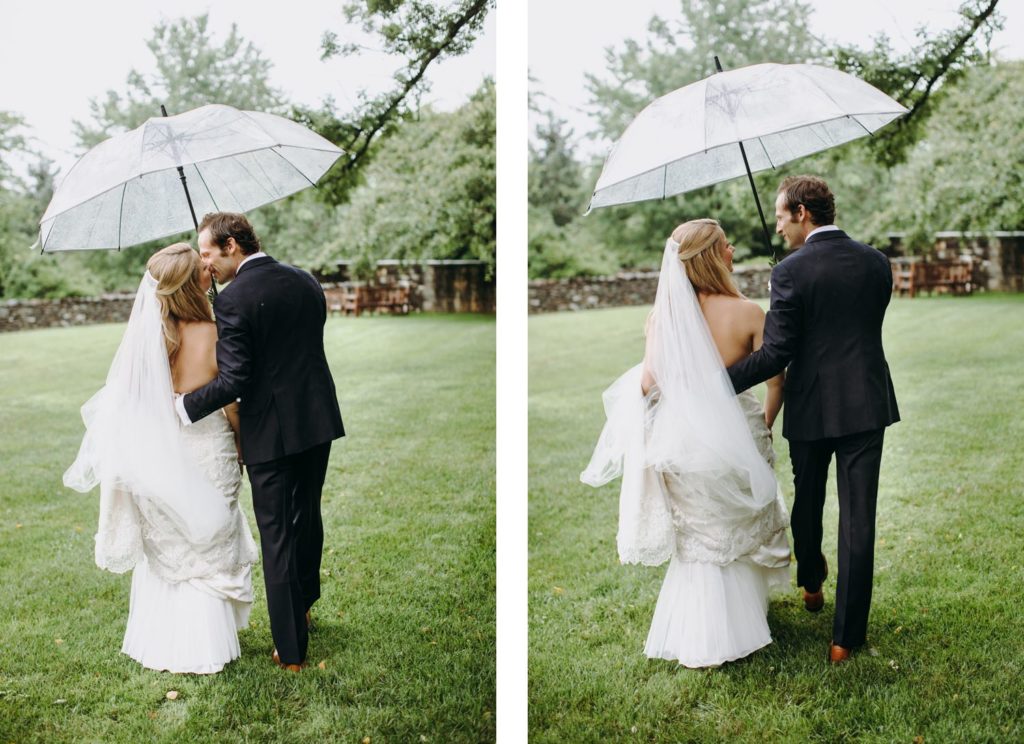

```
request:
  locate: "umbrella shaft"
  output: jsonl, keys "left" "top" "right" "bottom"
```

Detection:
{"left": 176, "top": 166, "right": 199, "bottom": 230}
{"left": 737, "top": 140, "right": 775, "bottom": 261}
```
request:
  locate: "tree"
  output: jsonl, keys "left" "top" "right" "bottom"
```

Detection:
{"left": 831, "top": 0, "right": 1004, "bottom": 167}
{"left": 325, "top": 79, "right": 496, "bottom": 277}
{"left": 73, "top": 15, "right": 286, "bottom": 149}
{"left": 298, "top": 0, "right": 494, "bottom": 205}
{"left": 870, "top": 59, "right": 1024, "bottom": 250}
{"left": 529, "top": 112, "right": 586, "bottom": 228}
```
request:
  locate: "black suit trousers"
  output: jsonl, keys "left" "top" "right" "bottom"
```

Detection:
{"left": 789, "top": 428, "right": 885, "bottom": 649}
{"left": 247, "top": 442, "right": 331, "bottom": 665}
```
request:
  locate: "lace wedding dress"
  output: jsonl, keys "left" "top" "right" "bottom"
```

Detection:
{"left": 642, "top": 388, "right": 789, "bottom": 667}
{"left": 120, "top": 410, "right": 258, "bottom": 674}
{"left": 582, "top": 237, "right": 791, "bottom": 669}
{"left": 65, "top": 271, "right": 258, "bottom": 674}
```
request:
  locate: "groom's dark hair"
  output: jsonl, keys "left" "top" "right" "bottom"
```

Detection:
{"left": 777, "top": 175, "right": 836, "bottom": 226}
{"left": 199, "top": 212, "right": 262, "bottom": 255}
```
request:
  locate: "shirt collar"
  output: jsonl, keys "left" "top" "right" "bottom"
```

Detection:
{"left": 806, "top": 225, "right": 841, "bottom": 241}
{"left": 238, "top": 251, "right": 268, "bottom": 270}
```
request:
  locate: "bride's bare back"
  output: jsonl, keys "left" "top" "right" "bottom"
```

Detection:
{"left": 698, "top": 292, "right": 765, "bottom": 367}
{"left": 172, "top": 320, "right": 219, "bottom": 394}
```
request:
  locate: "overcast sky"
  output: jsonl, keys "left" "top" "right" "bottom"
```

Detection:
{"left": 0, "top": 0, "right": 495, "bottom": 175}
{"left": 530, "top": 0, "right": 1023, "bottom": 158}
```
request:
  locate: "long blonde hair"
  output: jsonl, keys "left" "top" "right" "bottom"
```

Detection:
{"left": 671, "top": 218, "right": 739, "bottom": 298}
{"left": 146, "top": 243, "right": 213, "bottom": 362}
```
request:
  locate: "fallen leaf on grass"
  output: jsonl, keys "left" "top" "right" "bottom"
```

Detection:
{"left": 165, "top": 691, "right": 179, "bottom": 701}
{"left": 362, "top": 738, "right": 371, "bottom": 744}
{"left": 913, "top": 737, "right": 924, "bottom": 744}
{"left": 317, "top": 661, "right": 326, "bottom": 670}
{"left": 15, "top": 524, "right": 22, "bottom": 529}
{"left": 552, "top": 586, "right": 564, "bottom": 595}
{"left": 54, "top": 638, "right": 64, "bottom": 645}
{"left": 147, "top": 711, "right": 157, "bottom": 720}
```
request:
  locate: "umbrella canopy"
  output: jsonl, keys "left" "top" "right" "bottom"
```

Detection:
{"left": 589, "top": 63, "right": 907, "bottom": 211}
{"left": 40, "top": 104, "right": 343, "bottom": 252}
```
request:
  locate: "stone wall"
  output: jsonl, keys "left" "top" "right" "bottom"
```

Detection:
{"left": 1, "top": 295, "right": 136, "bottom": 333}
{"left": 1, "top": 259, "right": 494, "bottom": 333}
{"left": 528, "top": 264, "right": 772, "bottom": 314}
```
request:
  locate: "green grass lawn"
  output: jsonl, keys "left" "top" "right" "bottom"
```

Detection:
{"left": 529, "top": 295, "right": 1024, "bottom": 743}
{"left": 0, "top": 314, "right": 495, "bottom": 743}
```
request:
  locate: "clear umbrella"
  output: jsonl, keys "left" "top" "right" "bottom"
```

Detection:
{"left": 39, "top": 103, "right": 343, "bottom": 253}
{"left": 588, "top": 60, "right": 908, "bottom": 257}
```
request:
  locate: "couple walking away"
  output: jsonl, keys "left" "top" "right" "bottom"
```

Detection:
{"left": 583, "top": 175, "right": 900, "bottom": 667}
{"left": 65, "top": 212, "right": 344, "bottom": 674}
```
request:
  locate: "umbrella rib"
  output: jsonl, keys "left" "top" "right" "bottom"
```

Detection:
{"left": 117, "top": 183, "right": 127, "bottom": 250}
{"left": 757, "top": 137, "right": 776, "bottom": 169}
{"left": 849, "top": 114, "right": 874, "bottom": 137}
{"left": 191, "top": 163, "right": 221, "bottom": 212}
{"left": 270, "top": 148, "right": 318, "bottom": 188}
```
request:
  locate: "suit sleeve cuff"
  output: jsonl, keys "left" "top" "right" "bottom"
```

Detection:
{"left": 175, "top": 393, "right": 193, "bottom": 426}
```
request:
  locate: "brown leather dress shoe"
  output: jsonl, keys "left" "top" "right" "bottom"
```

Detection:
{"left": 802, "top": 554, "right": 829, "bottom": 612}
{"left": 803, "top": 588, "right": 825, "bottom": 612}
{"left": 829, "top": 642, "right": 851, "bottom": 664}
{"left": 272, "top": 649, "right": 307, "bottom": 671}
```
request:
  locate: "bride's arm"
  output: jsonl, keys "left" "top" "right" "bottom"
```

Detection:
{"left": 223, "top": 401, "right": 243, "bottom": 465}
{"left": 750, "top": 303, "right": 784, "bottom": 429}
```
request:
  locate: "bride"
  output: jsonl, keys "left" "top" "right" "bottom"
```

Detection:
{"left": 65, "top": 243, "right": 258, "bottom": 674}
{"left": 582, "top": 218, "right": 791, "bottom": 668}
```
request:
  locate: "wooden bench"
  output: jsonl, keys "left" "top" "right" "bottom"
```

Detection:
{"left": 891, "top": 258, "right": 974, "bottom": 297}
{"left": 324, "top": 284, "right": 411, "bottom": 316}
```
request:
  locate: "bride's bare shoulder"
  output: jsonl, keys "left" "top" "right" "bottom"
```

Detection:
{"left": 177, "top": 320, "right": 217, "bottom": 350}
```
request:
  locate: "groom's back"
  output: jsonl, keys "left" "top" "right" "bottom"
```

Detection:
{"left": 224, "top": 258, "right": 344, "bottom": 463}
{"left": 779, "top": 232, "right": 899, "bottom": 441}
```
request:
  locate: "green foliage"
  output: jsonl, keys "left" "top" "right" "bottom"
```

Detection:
{"left": 529, "top": 297, "right": 1024, "bottom": 741}
{"left": 871, "top": 59, "right": 1024, "bottom": 251}
{"left": 73, "top": 15, "right": 286, "bottom": 149}
{"left": 332, "top": 80, "right": 496, "bottom": 277}
{"left": 0, "top": 314, "right": 496, "bottom": 742}
{"left": 831, "top": 0, "right": 1004, "bottom": 168}
{"left": 528, "top": 206, "right": 618, "bottom": 280}
{"left": 308, "top": 0, "right": 494, "bottom": 205}
{"left": 529, "top": 113, "right": 586, "bottom": 228}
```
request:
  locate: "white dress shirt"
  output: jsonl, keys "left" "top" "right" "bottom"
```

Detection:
{"left": 807, "top": 224, "right": 841, "bottom": 241}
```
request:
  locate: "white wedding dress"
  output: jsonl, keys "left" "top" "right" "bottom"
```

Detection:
{"left": 65, "top": 271, "right": 258, "bottom": 674}
{"left": 643, "top": 388, "right": 790, "bottom": 667}
{"left": 582, "top": 237, "right": 791, "bottom": 669}
{"left": 120, "top": 410, "right": 258, "bottom": 674}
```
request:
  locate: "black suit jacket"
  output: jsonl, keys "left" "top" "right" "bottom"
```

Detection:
{"left": 183, "top": 256, "right": 344, "bottom": 465}
{"left": 727, "top": 230, "right": 899, "bottom": 442}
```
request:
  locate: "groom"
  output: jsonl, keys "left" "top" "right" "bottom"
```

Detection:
{"left": 727, "top": 176, "right": 899, "bottom": 664}
{"left": 176, "top": 212, "right": 344, "bottom": 671}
